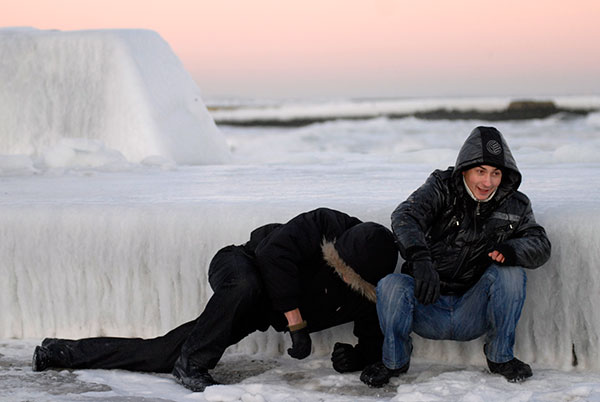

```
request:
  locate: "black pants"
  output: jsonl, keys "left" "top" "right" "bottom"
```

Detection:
{"left": 46, "top": 245, "right": 382, "bottom": 372}
{"left": 46, "top": 245, "right": 274, "bottom": 373}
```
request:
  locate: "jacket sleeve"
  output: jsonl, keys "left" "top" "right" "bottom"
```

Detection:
{"left": 391, "top": 170, "right": 448, "bottom": 262}
{"left": 497, "top": 195, "right": 551, "bottom": 269}
{"left": 254, "top": 208, "right": 361, "bottom": 312}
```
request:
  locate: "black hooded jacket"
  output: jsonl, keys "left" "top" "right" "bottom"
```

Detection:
{"left": 391, "top": 127, "right": 551, "bottom": 295}
{"left": 245, "top": 207, "right": 398, "bottom": 362}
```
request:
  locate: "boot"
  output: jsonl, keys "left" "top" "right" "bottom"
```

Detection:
{"left": 360, "top": 360, "right": 409, "bottom": 387}
{"left": 32, "top": 346, "right": 51, "bottom": 372}
{"left": 172, "top": 356, "right": 219, "bottom": 392}
{"left": 487, "top": 357, "right": 532, "bottom": 382}
{"left": 41, "top": 338, "right": 59, "bottom": 347}
{"left": 32, "top": 339, "right": 73, "bottom": 372}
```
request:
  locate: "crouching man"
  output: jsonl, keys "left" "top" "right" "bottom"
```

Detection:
{"left": 32, "top": 207, "right": 398, "bottom": 392}
{"left": 361, "top": 127, "right": 551, "bottom": 387}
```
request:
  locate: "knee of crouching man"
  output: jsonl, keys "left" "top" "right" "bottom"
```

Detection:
{"left": 376, "top": 273, "right": 415, "bottom": 302}
{"left": 489, "top": 265, "right": 527, "bottom": 297}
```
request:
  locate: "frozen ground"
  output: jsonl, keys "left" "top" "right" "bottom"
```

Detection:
{"left": 1, "top": 164, "right": 600, "bottom": 402}
{"left": 2, "top": 28, "right": 600, "bottom": 401}
{"left": 4, "top": 339, "right": 600, "bottom": 401}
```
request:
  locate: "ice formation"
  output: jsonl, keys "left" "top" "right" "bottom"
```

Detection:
{"left": 0, "top": 28, "right": 231, "bottom": 166}
{"left": 1, "top": 28, "right": 600, "bottom": 378}
{"left": 1, "top": 164, "right": 599, "bottom": 374}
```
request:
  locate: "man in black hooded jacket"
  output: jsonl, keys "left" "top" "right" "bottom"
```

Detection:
{"left": 32, "top": 207, "right": 398, "bottom": 392}
{"left": 360, "top": 127, "right": 551, "bottom": 387}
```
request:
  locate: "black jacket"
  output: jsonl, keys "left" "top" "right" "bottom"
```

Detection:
{"left": 246, "top": 207, "right": 398, "bottom": 362}
{"left": 391, "top": 127, "right": 551, "bottom": 295}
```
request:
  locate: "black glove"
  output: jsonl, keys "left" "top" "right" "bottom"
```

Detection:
{"left": 412, "top": 259, "right": 440, "bottom": 305}
{"left": 493, "top": 244, "right": 517, "bottom": 266}
{"left": 331, "top": 342, "right": 365, "bottom": 373}
{"left": 287, "top": 322, "right": 311, "bottom": 359}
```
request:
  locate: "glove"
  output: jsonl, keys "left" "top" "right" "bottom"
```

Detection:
{"left": 287, "top": 322, "right": 311, "bottom": 359}
{"left": 412, "top": 259, "right": 440, "bottom": 305}
{"left": 492, "top": 244, "right": 517, "bottom": 266}
{"left": 331, "top": 342, "right": 365, "bottom": 373}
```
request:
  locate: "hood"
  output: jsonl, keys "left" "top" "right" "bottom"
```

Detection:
{"left": 321, "top": 222, "right": 398, "bottom": 302}
{"left": 454, "top": 126, "right": 521, "bottom": 199}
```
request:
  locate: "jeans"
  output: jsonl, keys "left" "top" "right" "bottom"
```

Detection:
{"left": 376, "top": 265, "right": 526, "bottom": 369}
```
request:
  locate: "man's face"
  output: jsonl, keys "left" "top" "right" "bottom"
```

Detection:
{"left": 462, "top": 165, "right": 502, "bottom": 200}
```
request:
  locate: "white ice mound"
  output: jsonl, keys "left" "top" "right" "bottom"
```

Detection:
{"left": 0, "top": 28, "right": 231, "bottom": 165}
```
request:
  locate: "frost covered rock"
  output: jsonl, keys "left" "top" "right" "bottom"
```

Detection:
{"left": 0, "top": 28, "right": 231, "bottom": 165}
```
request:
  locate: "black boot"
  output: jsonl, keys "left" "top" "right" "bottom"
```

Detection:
{"left": 172, "top": 356, "right": 219, "bottom": 392}
{"left": 487, "top": 357, "right": 532, "bottom": 382}
{"left": 32, "top": 346, "right": 51, "bottom": 372}
{"left": 360, "top": 360, "right": 409, "bottom": 387}
{"left": 32, "top": 340, "right": 72, "bottom": 371}
{"left": 41, "top": 338, "right": 59, "bottom": 347}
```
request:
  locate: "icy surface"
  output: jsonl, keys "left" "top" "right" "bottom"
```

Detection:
{"left": 2, "top": 28, "right": 600, "bottom": 401}
{"left": 4, "top": 340, "right": 600, "bottom": 401}
{"left": 0, "top": 28, "right": 231, "bottom": 166}
{"left": 2, "top": 111, "right": 600, "bottom": 399}
{"left": 1, "top": 160, "right": 599, "bottom": 373}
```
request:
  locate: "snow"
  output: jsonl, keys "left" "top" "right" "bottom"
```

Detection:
{"left": 1, "top": 28, "right": 600, "bottom": 401}
{"left": 5, "top": 340, "right": 600, "bottom": 402}
{"left": 0, "top": 28, "right": 231, "bottom": 166}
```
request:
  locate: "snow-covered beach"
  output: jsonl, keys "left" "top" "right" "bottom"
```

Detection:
{"left": 2, "top": 28, "right": 600, "bottom": 401}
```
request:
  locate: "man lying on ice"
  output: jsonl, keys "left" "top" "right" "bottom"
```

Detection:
{"left": 32, "top": 207, "right": 398, "bottom": 392}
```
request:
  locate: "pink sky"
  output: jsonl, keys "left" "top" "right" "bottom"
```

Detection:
{"left": 2, "top": 0, "right": 599, "bottom": 99}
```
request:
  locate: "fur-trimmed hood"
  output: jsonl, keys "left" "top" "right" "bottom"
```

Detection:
{"left": 322, "top": 240, "right": 377, "bottom": 302}
{"left": 251, "top": 208, "right": 398, "bottom": 314}
{"left": 321, "top": 222, "right": 398, "bottom": 303}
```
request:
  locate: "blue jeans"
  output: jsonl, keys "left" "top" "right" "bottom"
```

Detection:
{"left": 376, "top": 265, "right": 526, "bottom": 369}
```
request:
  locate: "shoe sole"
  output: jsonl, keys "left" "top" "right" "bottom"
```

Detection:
{"left": 32, "top": 346, "right": 45, "bottom": 372}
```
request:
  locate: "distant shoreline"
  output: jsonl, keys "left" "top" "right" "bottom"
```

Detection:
{"left": 213, "top": 100, "right": 597, "bottom": 127}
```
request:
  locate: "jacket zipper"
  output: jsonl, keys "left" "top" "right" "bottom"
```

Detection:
{"left": 474, "top": 201, "right": 481, "bottom": 232}
{"left": 451, "top": 201, "right": 480, "bottom": 279}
